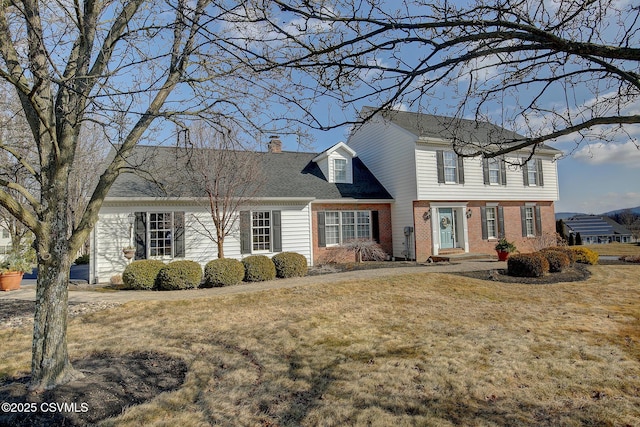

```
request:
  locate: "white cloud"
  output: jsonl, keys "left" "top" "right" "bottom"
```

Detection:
{"left": 573, "top": 140, "right": 640, "bottom": 166}
{"left": 569, "top": 191, "right": 640, "bottom": 214}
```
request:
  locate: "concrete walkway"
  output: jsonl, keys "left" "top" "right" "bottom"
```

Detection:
{"left": 0, "top": 259, "right": 505, "bottom": 304}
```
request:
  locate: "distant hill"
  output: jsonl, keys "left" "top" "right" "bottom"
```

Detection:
{"left": 555, "top": 212, "right": 584, "bottom": 220}
{"left": 603, "top": 206, "right": 640, "bottom": 216}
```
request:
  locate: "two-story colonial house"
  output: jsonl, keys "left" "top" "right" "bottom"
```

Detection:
{"left": 347, "top": 109, "right": 562, "bottom": 261}
{"left": 90, "top": 109, "right": 562, "bottom": 282}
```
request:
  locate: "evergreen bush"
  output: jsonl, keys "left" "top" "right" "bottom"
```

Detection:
{"left": 203, "top": 258, "right": 245, "bottom": 287}
{"left": 272, "top": 252, "right": 308, "bottom": 278}
{"left": 242, "top": 255, "right": 276, "bottom": 282}
{"left": 156, "top": 260, "right": 203, "bottom": 290}
{"left": 122, "top": 259, "right": 165, "bottom": 290}
{"left": 507, "top": 253, "right": 550, "bottom": 278}
{"left": 542, "top": 246, "right": 577, "bottom": 263}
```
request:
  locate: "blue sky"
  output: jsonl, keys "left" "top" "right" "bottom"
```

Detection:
{"left": 261, "top": 1, "right": 640, "bottom": 215}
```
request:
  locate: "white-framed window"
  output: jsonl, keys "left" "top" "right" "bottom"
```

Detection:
{"left": 149, "top": 212, "right": 173, "bottom": 257}
{"left": 443, "top": 151, "right": 458, "bottom": 183}
{"left": 486, "top": 207, "right": 497, "bottom": 239}
{"left": 324, "top": 210, "right": 371, "bottom": 245}
{"left": 333, "top": 158, "right": 348, "bottom": 182}
{"left": 524, "top": 207, "right": 535, "bottom": 236}
{"left": 488, "top": 159, "right": 500, "bottom": 185}
{"left": 251, "top": 211, "right": 271, "bottom": 252}
{"left": 135, "top": 211, "right": 185, "bottom": 259}
{"left": 527, "top": 159, "right": 538, "bottom": 187}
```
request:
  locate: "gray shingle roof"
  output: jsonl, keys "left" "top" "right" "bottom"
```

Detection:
{"left": 564, "top": 215, "right": 632, "bottom": 236}
{"left": 106, "top": 145, "right": 392, "bottom": 200}
{"left": 364, "top": 107, "right": 561, "bottom": 153}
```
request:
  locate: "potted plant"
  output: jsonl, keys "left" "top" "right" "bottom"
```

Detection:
{"left": 0, "top": 245, "right": 36, "bottom": 291}
{"left": 122, "top": 246, "right": 136, "bottom": 260}
{"left": 494, "top": 238, "right": 516, "bottom": 261}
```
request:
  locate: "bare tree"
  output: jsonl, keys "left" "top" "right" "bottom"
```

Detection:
{"left": 0, "top": 0, "right": 288, "bottom": 391}
{"left": 177, "top": 122, "right": 263, "bottom": 259}
{"left": 229, "top": 0, "right": 640, "bottom": 157}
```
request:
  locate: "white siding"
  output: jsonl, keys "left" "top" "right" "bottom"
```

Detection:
{"left": 415, "top": 146, "right": 559, "bottom": 201}
{"left": 316, "top": 146, "right": 354, "bottom": 183}
{"left": 92, "top": 202, "right": 312, "bottom": 283}
{"left": 348, "top": 117, "right": 418, "bottom": 258}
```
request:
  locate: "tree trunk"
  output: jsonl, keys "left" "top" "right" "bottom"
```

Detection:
{"left": 30, "top": 245, "right": 83, "bottom": 391}
{"left": 217, "top": 238, "right": 225, "bottom": 258}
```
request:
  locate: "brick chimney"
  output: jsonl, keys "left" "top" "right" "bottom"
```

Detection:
{"left": 268, "top": 135, "right": 282, "bottom": 153}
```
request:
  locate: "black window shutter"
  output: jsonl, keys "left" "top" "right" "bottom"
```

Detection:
{"left": 457, "top": 155, "right": 465, "bottom": 184}
{"left": 436, "top": 150, "right": 445, "bottom": 183}
{"left": 522, "top": 162, "right": 529, "bottom": 186}
{"left": 272, "top": 210, "right": 282, "bottom": 252}
{"left": 371, "top": 211, "right": 380, "bottom": 243}
{"left": 535, "top": 206, "right": 543, "bottom": 236}
{"left": 482, "top": 159, "right": 490, "bottom": 185}
{"left": 497, "top": 206, "right": 505, "bottom": 238}
{"left": 520, "top": 206, "right": 528, "bottom": 237}
{"left": 134, "top": 212, "right": 147, "bottom": 260}
{"left": 500, "top": 160, "right": 507, "bottom": 185}
{"left": 537, "top": 160, "right": 544, "bottom": 186}
{"left": 240, "top": 211, "right": 251, "bottom": 254}
{"left": 317, "top": 212, "right": 326, "bottom": 247}
{"left": 480, "top": 207, "right": 488, "bottom": 240}
{"left": 174, "top": 212, "right": 185, "bottom": 257}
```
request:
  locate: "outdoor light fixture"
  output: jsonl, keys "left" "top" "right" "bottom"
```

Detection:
{"left": 423, "top": 211, "right": 431, "bottom": 221}
{"left": 466, "top": 209, "right": 473, "bottom": 218}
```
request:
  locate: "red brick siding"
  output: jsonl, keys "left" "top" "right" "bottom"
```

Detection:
{"left": 413, "top": 201, "right": 556, "bottom": 260}
{"left": 311, "top": 203, "right": 392, "bottom": 264}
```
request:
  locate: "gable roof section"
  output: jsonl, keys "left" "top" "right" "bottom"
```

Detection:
{"left": 106, "top": 145, "right": 392, "bottom": 201}
{"left": 363, "top": 107, "right": 561, "bottom": 155}
{"left": 312, "top": 141, "right": 356, "bottom": 162}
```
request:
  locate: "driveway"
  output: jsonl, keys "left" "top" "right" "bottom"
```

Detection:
{"left": 1, "top": 259, "right": 505, "bottom": 304}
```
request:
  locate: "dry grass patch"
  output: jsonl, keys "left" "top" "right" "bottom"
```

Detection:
{"left": 1, "top": 265, "right": 639, "bottom": 426}
{"left": 581, "top": 242, "right": 640, "bottom": 257}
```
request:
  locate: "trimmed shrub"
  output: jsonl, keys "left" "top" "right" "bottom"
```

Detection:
{"left": 156, "top": 260, "right": 203, "bottom": 290}
{"left": 272, "top": 252, "right": 308, "bottom": 278}
{"left": 542, "top": 246, "right": 577, "bottom": 263}
{"left": 507, "top": 253, "right": 550, "bottom": 278}
{"left": 540, "top": 250, "right": 571, "bottom": 273}
{"left": 203, "top": 258, "right": 245, "bottom": 287}
{"left": 122, "top": 259, "right": 165, "bottom": 290}
{"left": 242, "top": 255, "right": 276, "bottom": 282}
{"left": 570, "top": 247, "right": 599, "bottom": 265}
{"left": 74, "top": 254, "right": 90, "bottom": 265}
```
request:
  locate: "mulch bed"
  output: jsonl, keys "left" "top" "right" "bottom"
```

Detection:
{"left": 454, "top": 264, "right": 592, "bottom": 284}
{"left": 0, "top": 352, "right": 187, "bottom": 427}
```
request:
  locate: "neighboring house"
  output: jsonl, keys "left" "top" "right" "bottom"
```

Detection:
{"left": 90, "top": 139, "right": 393, "bottom": 283}
{"left": 347, "top": 109, "right": 562, "bottom": 260}
{"left": 563, "top": 215, "right": 633, "bottom": 244}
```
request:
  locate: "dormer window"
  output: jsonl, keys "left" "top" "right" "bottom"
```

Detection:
{"left": 312, "top": 142, "right": 356, "bottom": 184}
{"left": 334, "top": 158, "right": 348, "bottom": 182}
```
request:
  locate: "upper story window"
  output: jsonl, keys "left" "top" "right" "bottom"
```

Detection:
{"left": 443, "top": 152, "right": 458, "bottom": 183}
{"left": 523, "top": 158, "right": 544, "bottom": 187}
{"left": 437, "top": 150, "right": 465, "bottom": 184}
{"left": 334, "top": 158, "right": 348, "bottom": 183}
{"left": 483, "top": 158, "right": 507, "bottom": 186}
